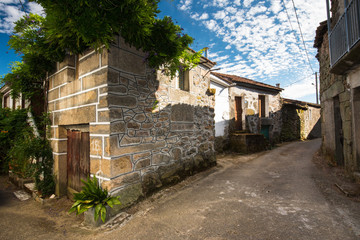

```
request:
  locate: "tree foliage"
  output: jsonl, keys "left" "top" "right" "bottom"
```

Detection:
{"left": 2, "top": 0, "right": 202, "bottom": 99}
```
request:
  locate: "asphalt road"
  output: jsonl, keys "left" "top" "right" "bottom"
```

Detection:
{"left": 93, "top": 139, "right": 360, "bottom": 240}
{"left": 1, "top": 139, "right": 359, "bottom": 240}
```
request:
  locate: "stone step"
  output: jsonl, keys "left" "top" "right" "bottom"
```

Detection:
{"left": 13, "top": 190, "right": 31, "bottom": 201}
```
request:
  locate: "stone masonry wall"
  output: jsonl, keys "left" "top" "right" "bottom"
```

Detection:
{"left": 280, "top": 105, "right": 321, "bottom": 142}
{"left": 100, "top": 37, "right": 216, "bottom": 208}
{"left": 48, "top": 50, "right": 109, "bottom": 196}
{"left": 49, "top": 36, "right": 216, "bottom": 207}
{"left": 228, "top": 86, "right": 282, "bottom": 142}
{"left": 316, "top": 28, "right": 354, "bottom": 170}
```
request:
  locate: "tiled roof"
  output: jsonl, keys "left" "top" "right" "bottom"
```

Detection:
{"left": 282, "top": 98, "right": 321, "bottom": 108}
{"left": 188, "top": 48, "right": 217, "bottom": 68}
{"left": 211, "top": 72, "right": 282, "bottom": 92}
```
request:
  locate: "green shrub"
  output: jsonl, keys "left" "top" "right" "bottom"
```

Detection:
{"left": 69, "top": 176, "right": 121, "bottom": 223}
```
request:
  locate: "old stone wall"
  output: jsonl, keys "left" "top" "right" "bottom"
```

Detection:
{"left": 316, "top": 27, "right": 355, "bottom": 171}
{"left": 49, "top": 36, "right": 216, "bottom": 206}
{"left": 303, "top": 106, "right": 321, "bottom": 139}
{"left": 228, "top": 86, "right": 282, "bottom": 143}
{"left": 48, "top": 50, "right": 109, "bottom": 196}
{"left": 280, "top": 104, "right": 321, "bottom": 142}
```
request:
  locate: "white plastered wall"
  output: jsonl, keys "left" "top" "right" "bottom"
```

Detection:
{"left": 210, "top": 75, "right": 230, "bottom": 137}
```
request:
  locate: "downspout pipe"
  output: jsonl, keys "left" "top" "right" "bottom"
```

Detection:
{"left": 326, "top": 0, "right": 332, "bottom": 65}
{"left": 326, "top": 0, "right": 331, "bottom": 32}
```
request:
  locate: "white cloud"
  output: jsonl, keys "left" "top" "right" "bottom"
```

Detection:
{"left": 234, "top": 0, "right": 241, "bottom": 6}
{"left": 27, "top": 2, "right": 44, "bottom": 16}
{"left": 0, "top": 1, "right": 43, "bottom": 34}
{"left": 282, "top": 79, "right": 316, "bottom": 99}
{"left": 212, "top": 0, "right": 230, "bottom": 8}
{"left": 181, "top": 0, "right": 326, "bottom": 94}
{"left": 213, "top": 10, "right": 227, "bottom": 19}
{"left": 178, "top": 0, "right": 193, "bottom": 11}
{"left": 192, "top": 12, "right": 209, "bottom": 21}
{"left": 204, "top": 19, "right": 219, "bottom": 31}
{"left": 243, "top": 0, "right": 254, "bottom": 8}
{"left": 0, "top": 4, "right": 25, "bottom": 33}
{"left": 213, "top": 55, "right": 230, "bottom": 62}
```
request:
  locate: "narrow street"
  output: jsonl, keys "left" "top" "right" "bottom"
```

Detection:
{"left": 1, "top": 139, "right": 360, "bottom": 239}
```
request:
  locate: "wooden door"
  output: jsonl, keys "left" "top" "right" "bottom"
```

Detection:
{"left": 67, "top": 130, "right": 90, "bottom": 193}
{"left": 259, "top": 95, "right": 265, "bottom": 117}
{"left": 333, "top": 96, "right": 344, "bottom": 166}
{"left": 235, "top": 97, "right": 242, "bottom": 130}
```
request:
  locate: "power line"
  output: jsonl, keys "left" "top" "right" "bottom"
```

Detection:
{"left": 284, "top": 73, "right": 314, "bottom": 87}
{"left": 290, "top": 0, "right": 314, "bottom": 73}
{"left": 18, "top": 0, "right": 27, "bottom": 14}
{"left": 280, "top": 0, "right": 308, "bottom": 68}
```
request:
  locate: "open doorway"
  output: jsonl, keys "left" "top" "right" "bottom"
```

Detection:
{"left": 333, "top": 96, "right": 344, "bottom": 166}
{"left": 353, "top": 87, "right": 360, "bottom": 169}
{"left": 235, "top": 96, "right": 243, "bottom": 130}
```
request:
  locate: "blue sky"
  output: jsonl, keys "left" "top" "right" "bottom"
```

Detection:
{"left": 0, "top": 0, "right": 327, "bottom": 103}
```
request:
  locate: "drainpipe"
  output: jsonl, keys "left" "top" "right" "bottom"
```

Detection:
{"left": 326, "top": 0, "right": 331, "bottom": 32}
{"left": 326, "top": 0, "right": 332, "bottom": 65}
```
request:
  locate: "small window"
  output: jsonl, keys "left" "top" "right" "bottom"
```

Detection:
{"left": 178, "top": 69, "right": 189, "bottom": 91}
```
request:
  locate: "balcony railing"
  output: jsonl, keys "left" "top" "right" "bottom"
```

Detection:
{"left": 329, "top": 0, "right": 360, "bottom": 66}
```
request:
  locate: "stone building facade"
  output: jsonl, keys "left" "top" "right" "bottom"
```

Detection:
{"left": 280, "top": 99, "right": 321, "bottom": 142}
{"left": 211, "top": 72, "right": 283, "bottom": 147}
{"left": 314, "top": 0, "right": 360, "bottom": 175}
{"left": 1, "top": 84, "right": 24, "bottom": 109}
{"left": 49, "top": 36, "right": 217, "bottom": 208}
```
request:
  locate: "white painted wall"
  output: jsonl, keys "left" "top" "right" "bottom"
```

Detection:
{"left": 210, "top": 76, "right": 230, "bottom": 137}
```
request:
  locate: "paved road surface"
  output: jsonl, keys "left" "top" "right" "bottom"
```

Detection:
{"left": 93, "top": 139, "right": 360, "bottom": 240}
{"left": 1, "top": 139, "right": 359, "bottom": 239}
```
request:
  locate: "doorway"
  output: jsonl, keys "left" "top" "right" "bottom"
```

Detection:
{"left": 235, "top": 96, "right": 243, "bottom": 130}
{"left": 353, "top": 87, "right": 360, "bottom": 169}
{"left": 333, "top": 96, "right": 344, "bottom": 166}
{"left": 67, "top": 130, "right": 90, "bottom": 195}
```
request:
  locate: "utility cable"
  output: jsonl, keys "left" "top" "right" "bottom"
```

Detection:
{"left": 290, "top": 0, "right": 315, "bottom": 73}
{"left": 284, "top": 73, "right": 314, "bottom": 87}
{"left": 280, "top": 0, "right": 308, "bottom": 68}
{"left": 18, "top": 0, "right": 27, "bottom": 15}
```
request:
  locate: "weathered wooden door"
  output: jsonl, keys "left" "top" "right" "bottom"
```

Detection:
{"left": 235, "top": 96, "right": 242, "bottom": 130}
{"left": 259, "top": 95, "right": 265, "bottom": 118}
{"left": 333, "top": 96, "right": 344, "bottom": 166}
{"left": 67, "top": 130, "right": 90, "bottom": 193}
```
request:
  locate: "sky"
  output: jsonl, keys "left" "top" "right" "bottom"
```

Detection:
{"left": 0, "top": 0, "right": 327, "bottom": 103}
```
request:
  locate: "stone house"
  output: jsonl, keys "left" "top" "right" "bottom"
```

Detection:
{"left": 314, "top": 0, "right": 360, "bottom": 175}
{"left": 48, "top": 36, "right": 217, "bottom": 209}
{"left": 280, "top": 98, "right": 321, "bottom": 142}
{"left": 1, "top": 84, "right": 25, "bottom": 109}
{"left": 210, "top": 72, "right": 283, "bottom": 152}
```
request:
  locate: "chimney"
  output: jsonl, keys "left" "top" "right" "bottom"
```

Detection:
{"left": 276, "top": 83, "right": 280, "bottom": 88}
{"left": 204, "top": 47, "right": 209, "bottom": 58}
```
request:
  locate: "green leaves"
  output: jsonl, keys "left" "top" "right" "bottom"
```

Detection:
{"left": 3, "top": 0, "right": 203, "bottom": 102}
{"left": 69, "top": 176, "right": 121, "bottom": 223}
